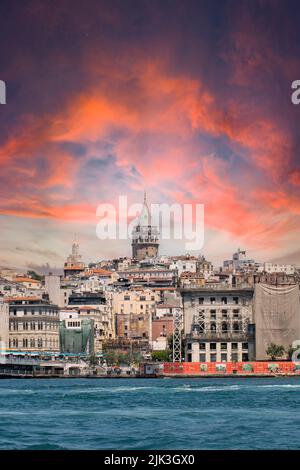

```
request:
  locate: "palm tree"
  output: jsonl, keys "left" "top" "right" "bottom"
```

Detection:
{"left": 266, "top": 343, "right": 285, "bottom": 360}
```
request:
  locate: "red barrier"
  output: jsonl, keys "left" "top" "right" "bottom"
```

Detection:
{"left": 163, "top": 361, "right": 300, "bottom": 375}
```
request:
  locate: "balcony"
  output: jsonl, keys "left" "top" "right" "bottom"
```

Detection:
{"left": 186, "top": 331, "right": 248, "bottom": 341}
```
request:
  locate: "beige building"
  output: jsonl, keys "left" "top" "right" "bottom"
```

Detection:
{"left": 8, "top": 298, "right": 59, "bottom": 352}
{"left": 0, "top": 302, "right": 9, "bottom": 350}
{"left": 13, "top": 276, "right": 42, "bottom": 290}
{"left": 66, "top": 292, "right": 114, "bottom": 352}
{"left": 113, "top": 288, "right": 160, "bottom": 340}
{"left": 113, "top": 288, "right": 159, "bottom": 316}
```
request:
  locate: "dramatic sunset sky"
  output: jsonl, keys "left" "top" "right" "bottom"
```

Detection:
{"left": 1, "top": 0, "right": 300, "bottom": 271}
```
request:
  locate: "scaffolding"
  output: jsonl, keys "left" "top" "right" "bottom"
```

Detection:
{"left": 172, "top": 308, "right": 183, "bottom": 362}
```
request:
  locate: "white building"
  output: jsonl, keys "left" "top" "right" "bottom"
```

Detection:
{"left": 263, "top": 263, "right": 295, "bottom": 275}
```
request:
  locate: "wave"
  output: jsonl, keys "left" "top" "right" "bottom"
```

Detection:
{"left": 0, "top": 389, "right": 34, "bottom": 395}
{"left": 175, "top": 384, "right": 241, "bottom": 392}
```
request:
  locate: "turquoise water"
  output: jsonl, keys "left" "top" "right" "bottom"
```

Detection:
{"left": 0, "top": 377, "right": 299, "bottom": 449}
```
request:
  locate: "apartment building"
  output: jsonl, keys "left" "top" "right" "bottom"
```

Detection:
{"left": 181, "top": 287, "right": 255, "bottom": 362}
{"left": 8, "top": 298, "right": 59, "bottom": 352}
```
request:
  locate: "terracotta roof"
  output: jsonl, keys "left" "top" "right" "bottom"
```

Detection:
{"left": 13, "top": 277, "right": 40, "bottom": 283}
{"left": 4, "top": 296, "right": 42, "bottom": 302}
{"left": 90, "top": 268, "right": 113, "bottom": 276}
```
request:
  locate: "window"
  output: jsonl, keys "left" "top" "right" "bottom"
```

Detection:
{"left": 124, "top": 295, "right": 130, "bottom": 301}
{"left": 199, "top": 297, "right": 204, "bottom": 305}
{"left": 210, "top": 322, "right": 216, "bottom": 332}
{"left": 221, "top": 353, "right": 227, "bottom": 362}
{"left": 199, "top": 354, "right": 206, "bottom": 362}
{"left": 231, "top": 353, "right": 239, "bottom": 362}
{"left": 233, "top": 322, "right": 240, "bottom": 333}
{"left": 232, "top": 343, "right": 238, "bottom": 350}
{"left": 242, "top": 342, "right": 248, "bottom": 350}
{"left": 210, "top": 343, "right": 216, "bottom": 350}
{"left": 221, "top": 297, "right": 227, "bottom": 305}
{"left": 140, "top": 296, "right": 146, "bottom": 301}
{"left": 210, "top": 354, "right": 217, "bottom": 362}
{"left": 221, "top": 343, "right": 227, "bottom": 350}
{"left": 210, "top": 309, "right": 216, "bottom": 319}
{"left": 199, "top": 343, "right": 206, "bottom": 350}
{"left": 222, "top": 322, "right": 228, "bottom": 333}
{"left": 23, "top": 338, "right": 28, "bottom": 348}
{"left": 233, "top": 297, "right": 239, "bottom": 305}
{"left": 210, "top": 297, "right": 216, "bottom": 304}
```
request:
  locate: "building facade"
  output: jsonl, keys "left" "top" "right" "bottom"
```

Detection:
{"left": 67, "top": 292, "right": 114, "bottom": 352}
{"left": 8, "top": 298, "right": 60, "bottom": 352}
{"left": 181, "top": 288, "right": 255, "bottom": 362}
{"left": 0, "top": 301, "right": 9, "bottom": 350}
{"left": 59, "top": 318, "right": 94, "bottom": 354}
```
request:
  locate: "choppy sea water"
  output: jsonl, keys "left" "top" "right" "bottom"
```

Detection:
{"left": 0, "top": 377, "right": 299, "bottom": 449}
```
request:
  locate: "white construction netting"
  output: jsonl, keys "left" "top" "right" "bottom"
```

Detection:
{"left": 254, "top": 283, "right": 300, "bottom": 359}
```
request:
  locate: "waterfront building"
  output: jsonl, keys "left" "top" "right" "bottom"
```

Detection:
{"left": 151, "top": 315, "right": 174, "bottom": 351}
{"left": 7, "top": 297, "right": 59, "bottom": 352}
{"left": 131, "top": 193, "right": 159, "bottom": 260}
{"left": 0, "top": 301, "right": 9, "bottom": 351}
{"left": 254, "top": 283, "right": 300, "bottom": 360}
{"left": 59, "top": 318, "right": 94, "bottom": 354}
{"left": 181, "top": 287, "right": 254, "bottom": 362}
{"left": 66, "top": 292, "right": 114, "bottom": 351}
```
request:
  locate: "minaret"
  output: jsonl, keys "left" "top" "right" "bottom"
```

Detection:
{"left": 131, "top": 192, "right": 159, "bottom": 260}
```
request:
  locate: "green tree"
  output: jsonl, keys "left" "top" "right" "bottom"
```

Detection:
{"left": 286, "top": 345, "right": 298, "bottom": 361}
{"left": 27, "top": 270, "right": 43, "bottom": 281}
{"left": 151, "top": 350, "right": 171, "bottom": 362}
{"left": 89, "top": 353, "right": 99, "bottom": 366}
{"left": 266, "top": 343, "right": 285, "bottom": 360}
{"left": 105, "top": 351, "right": 117, "bottom": 366}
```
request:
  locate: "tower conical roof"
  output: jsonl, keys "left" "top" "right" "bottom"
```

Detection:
{"left": 138, "top": 191, "right": 151, "bottom": 226}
